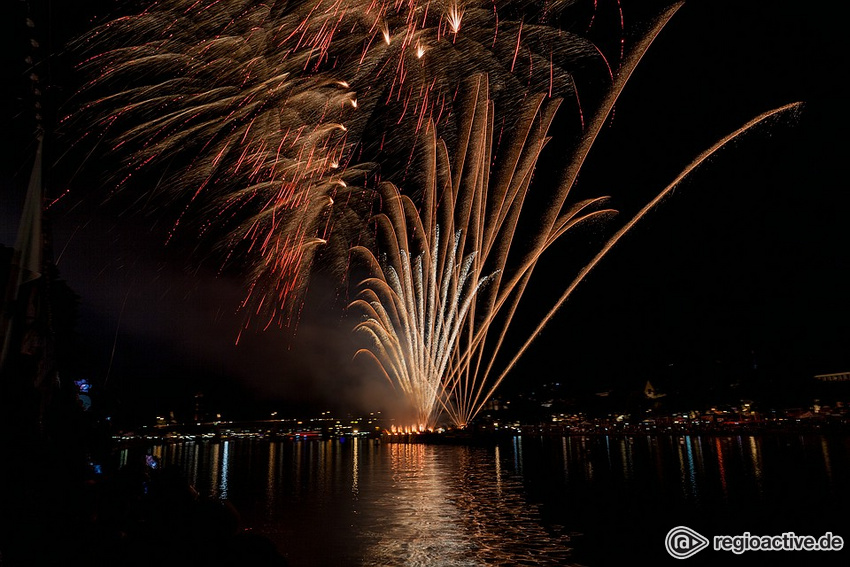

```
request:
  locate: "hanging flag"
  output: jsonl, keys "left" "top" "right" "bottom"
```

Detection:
{"left": 16, "top": 135, "right": 44, "bottom": 284}
{"left": 1, "top": 135, "right": 45, "bottom": 375}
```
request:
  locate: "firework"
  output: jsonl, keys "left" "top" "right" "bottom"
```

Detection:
{"left": 68, "top": 0, "right": 610, "bottom": 329}
{"left": 349, "top": 3, "right": 802, "bottom": 429}
{"left": 350, "top": 71, "right": 609, "bottom": 429}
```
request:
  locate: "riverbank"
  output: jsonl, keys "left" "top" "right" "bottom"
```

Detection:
{"left": 108, "top": 416, "right": 850, "bottom": 448}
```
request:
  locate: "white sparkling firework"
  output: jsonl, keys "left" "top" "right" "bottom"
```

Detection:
{"left": 350, "top": 4, "right": 801, "bottom": 428}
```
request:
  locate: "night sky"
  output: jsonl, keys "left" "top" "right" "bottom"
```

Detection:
{"left": 2, "top": 0, "right": 848, "bottom": 425}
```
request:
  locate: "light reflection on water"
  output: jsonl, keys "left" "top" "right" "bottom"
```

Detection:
{"left": 353, "top": 441, "right": 573, "bottom": 567}
{"left": 119, "top": 434, "right": 849, "bottom": 566}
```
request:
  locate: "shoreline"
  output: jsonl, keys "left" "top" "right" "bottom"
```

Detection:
{"left": 110, "top": 421, "right": 850, "bottom": 447}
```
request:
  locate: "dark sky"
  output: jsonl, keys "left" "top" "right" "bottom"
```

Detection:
{"left": 522, "top": 0, "right": 849, "bottom": 398}
{"left": 2, "top": 0, "right": 848, "bottom": 424}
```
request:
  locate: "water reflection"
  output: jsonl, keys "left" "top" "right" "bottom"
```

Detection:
{"left": 821, "top": 436, "right": 833, "bottom": 483}
{"left": 679, "top": 435, "right": 697, "bottom": 501}
{"left": 267, "top": 441, "right": 276, "bottom": 510}
{"left": 582, "top": 438, "right": 593, "bottom": 481}
{"left": 747, "top": 435, "right": 763, "bottom": 494}
{"left": 715, "top": 437, "right": 728, "bottom": 498}
{"left": 352, "top": 435, "right": 360, "bottom": 498}
{"left": 361, "top": 443, "right": 474, "bottom": 566}
{"left": 118, "top": 433, "right": 848, "bottom": 566}
{"left": 494, "top": 444, "right": 502, "bottom": 496}
{"left": 353, "top": 442, "right": 573, "bottom": 566}
{"left": 560, "top": 437, "right": 568, "bottom": 481}
{"left": 209, "top": 442, "right": 219, "bottom": 496}
{"left": 220, "top": 440, "right": 230, "bottom": 498}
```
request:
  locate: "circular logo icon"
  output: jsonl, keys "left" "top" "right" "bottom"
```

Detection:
{"left": 665, "top": 526, "right": 710, "bottom": 559}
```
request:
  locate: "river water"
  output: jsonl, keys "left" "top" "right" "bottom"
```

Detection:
{"left": 119, "top": 434, "right": 850, "bottom": 566}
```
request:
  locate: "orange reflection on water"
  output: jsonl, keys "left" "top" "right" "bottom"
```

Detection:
{"left": 715, "top": 437, "right": 728, "bottom": 498}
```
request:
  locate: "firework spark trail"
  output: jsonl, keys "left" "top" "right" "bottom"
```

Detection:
{"left": 487, "top": 100, "right": 804, "bottom": 403}
{"left": 351, "top": 72, "right": 616, "bottom": 428}
{"left": 448, "top": 1, "right": 685, "bottom": 419}
{"left": 70, "top": 3, "right": 362, "bottom": 325}
{"left": 351, "top": 211, "right": 495, "bottom": 428}
{"left": 69, "top": 0, "right": 613, "bottom": 328}
{"left": 350, "top": 3, "right": 803, "bottom": 429}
